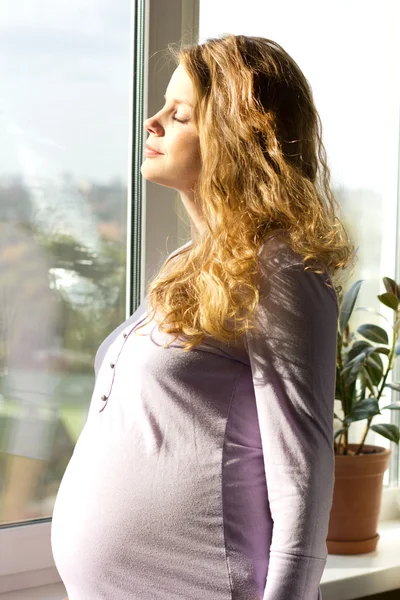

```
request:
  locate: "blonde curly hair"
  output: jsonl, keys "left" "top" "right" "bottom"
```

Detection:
{"left": 136, "top": 34, "right": 356, "bottom": 352}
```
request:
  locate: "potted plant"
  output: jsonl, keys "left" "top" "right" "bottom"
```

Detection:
{"left": 327, "top": 276, "right": 400, "bottom": 555}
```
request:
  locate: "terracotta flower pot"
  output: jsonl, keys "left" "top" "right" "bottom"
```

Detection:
{"left": 326, "top": 443, "right": 391, "bottom": 555}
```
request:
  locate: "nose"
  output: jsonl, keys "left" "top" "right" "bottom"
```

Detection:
{"left": 144, "top": 114, "right": 164, "bottom": 137}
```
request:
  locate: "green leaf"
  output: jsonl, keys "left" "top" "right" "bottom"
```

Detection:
{"left": 378, "top": 292, "right": 399, "bottom": 310}
{"left": 370, "top": 423, "right": 400, "bottom": 444}
{"left": 365, "top": 351, "right": 384, "bottom": 372}
{"left": 380, "top": 402, "right": 400, "bottom": 410}
{"left": 334, "top": 412, "right": 343, "bottom": 422}
{"left": 343, "top": 398, "right": 380, "bottom": 424}
{"left": 383, "top": 277, "right": 400, "bottom": 299}
{"left": 355, "top": 370, "right": 367, "bottom": 402}
{"left": 345, "top": 352, "right": 368, "bottom": 369}
{"left": 361, "top": 366, "right": 376, "bottom": 395}
{"left": 364, "top": 362, "right": 383, "bottom": 387}
{"left": 341, "top": 361, "right": 363, "bottom": 387}
{"left": 346, "top": 341, "right": 373, "bottom": 363}
{"left": 357, "top": 324, "right": 389, "bottom": 345}
{"left": 384, "top": 382, "right": 400, "bottom": 392}
{"left": 339, "top": 280, "right": 363, "bottom": 335}
{"left": 356, "top": 348, "right": 390, "bottom": 385}
{"left": 373, "top": 346, "right": 391, "bottom": 356}
{"left": 346, "top": 346, "right": 389, "bottom": 368}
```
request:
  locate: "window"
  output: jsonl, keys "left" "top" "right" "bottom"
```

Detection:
{"left": 0, "top": 1, "right": 131, "bottom": 526}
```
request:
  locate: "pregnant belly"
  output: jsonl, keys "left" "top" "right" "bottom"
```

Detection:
{"left": 51, "top": 422, "right": 225, "bottom": 587}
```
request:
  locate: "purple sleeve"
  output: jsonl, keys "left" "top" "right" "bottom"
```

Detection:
{"left": 245, "top": 261, "right": 338, "bottom": 599}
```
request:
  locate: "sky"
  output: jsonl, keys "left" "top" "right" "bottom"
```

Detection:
{"left": 0, "top": 0, "right": 131, "bottom": 185}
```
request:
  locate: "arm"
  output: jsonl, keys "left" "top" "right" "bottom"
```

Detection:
{"left": 245, "top": 260, "right": 338, "bottom": 600}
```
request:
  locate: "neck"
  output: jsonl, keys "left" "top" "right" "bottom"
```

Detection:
{"left": 179, "top": 189, "right": 206, "bottom": 240}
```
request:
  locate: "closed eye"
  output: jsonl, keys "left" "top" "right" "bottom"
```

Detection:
{"left": 172, "top": 116, "right": 188, "bottom": 124}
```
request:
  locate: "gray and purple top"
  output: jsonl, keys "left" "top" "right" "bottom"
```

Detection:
{"left": 51, "top": 231, "right": 338, "bottom": 599}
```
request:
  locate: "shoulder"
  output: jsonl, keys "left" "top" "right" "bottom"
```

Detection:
{"left": 257, "top": 229, "right": 303, "bottom": 277}
{"left": 166, "top": 239, "right": 193, "bottom": 262}
{"left": 257, "top": 229, "right": 338, "bottom": 314}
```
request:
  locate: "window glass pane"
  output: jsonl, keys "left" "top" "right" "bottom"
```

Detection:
{"left": 199, "top": 0, "right": 400, "bottom": 484}
{"left": 0, "top": 0, "right": 131, "bottom": 524}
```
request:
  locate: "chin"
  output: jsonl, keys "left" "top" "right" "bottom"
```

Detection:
{"left": 141, "top": 169, "right": 174, "bottom": 189}
{"left": 141, "top": 164, "right": 174, "bottom": 187}
{"left": 140, "top": 162, "right": 158, "bottom": 183}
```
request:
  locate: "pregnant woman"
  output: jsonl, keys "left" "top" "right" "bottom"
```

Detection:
{"left": 51, "top": 33, "right": 355, "bottom": 599}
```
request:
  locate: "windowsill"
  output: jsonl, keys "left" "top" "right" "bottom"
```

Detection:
{"left": 0, "top": 582, "right": 66, "bottom": 600}
{"left": 321, "top": 518, "right": 400, "bottom": 600}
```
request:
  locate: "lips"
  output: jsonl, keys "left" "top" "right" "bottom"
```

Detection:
{"left": 145, "top": 142, "right": 163, "bottom": 154}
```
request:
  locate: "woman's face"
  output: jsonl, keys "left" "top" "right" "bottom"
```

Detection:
{"left": 141, "top": 64, "right": 201, "bottom": 193}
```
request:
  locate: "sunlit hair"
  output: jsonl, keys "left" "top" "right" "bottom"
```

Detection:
{"left": 136, "top": 33, "right": 356, "bottom": 352}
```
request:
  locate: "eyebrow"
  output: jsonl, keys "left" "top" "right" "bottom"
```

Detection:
{"left": 163, "top": 94, "right": 193, "bottom": 108}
